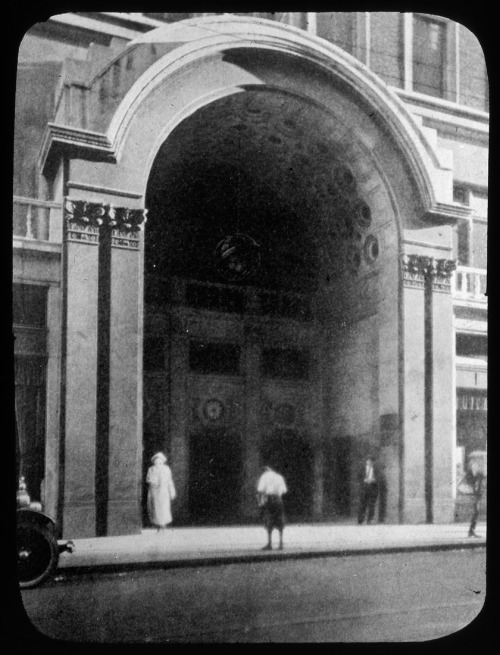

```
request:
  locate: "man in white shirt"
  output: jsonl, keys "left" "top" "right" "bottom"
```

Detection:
{"left": 257, "top": 466, "right": 288, "bottom": 550}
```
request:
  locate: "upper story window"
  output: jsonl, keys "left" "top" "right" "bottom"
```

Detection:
{"left": 456, "top": 333, "right": 487, "bottom": 359}
{"left": 413, "top": 15, "right": 446, "bottom": 98}
{"left": 370, "top": 12, "right": 404, "bottom": 88}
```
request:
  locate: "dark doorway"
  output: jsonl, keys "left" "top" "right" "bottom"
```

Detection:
{"left": 189, "top": 430, "right": 243, "bottom": 524}
{"left": 260, "top": 431, "right": 313, "bottom": 521}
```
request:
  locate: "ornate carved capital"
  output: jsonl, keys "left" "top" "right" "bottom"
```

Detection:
{"left": 401, "top": 254, "right": 456, "bottom": 290}
{"left": 64, "top": 199, "right": 147, "bottom": 247}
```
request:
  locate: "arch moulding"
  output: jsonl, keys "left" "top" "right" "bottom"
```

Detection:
{"left": 42, "top": 15, "right": 469, "bottom": 226}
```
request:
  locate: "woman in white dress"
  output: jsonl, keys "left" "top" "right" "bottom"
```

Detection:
{"left": 146, "top": 452, "right": 176, "bottom": 531}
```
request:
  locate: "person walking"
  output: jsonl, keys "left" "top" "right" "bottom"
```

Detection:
{"left": 357, "top": 455, "right": 380, "bottom": 525}
{"left": 146, "top": 452, "right": 176, "bottom": 532}
{"left": 257, "top": 466, "right": 288, "bottom": 550}
{"left": 464, "top": 456, "right": 485, "bottom": 538}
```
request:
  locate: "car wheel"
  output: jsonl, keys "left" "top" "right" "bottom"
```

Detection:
{"left": 17, "top": 523, "right": 59, "bottom": 588}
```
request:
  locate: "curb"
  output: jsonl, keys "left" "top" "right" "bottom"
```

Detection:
{"left": 53, "top": 541, "right": 486, "bottom": 582}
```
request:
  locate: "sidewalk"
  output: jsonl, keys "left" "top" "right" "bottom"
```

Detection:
{"left": 56, "top": 522, "right": 486, "bottom": 576}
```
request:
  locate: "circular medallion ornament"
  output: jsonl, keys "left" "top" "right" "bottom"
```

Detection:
{"left": 363, "top": 234, "right": 380, "bottom": 263}
{"left": 353, "top": 200, "right": 372, "bottom": 230}
{"left": 214, "top": 233, "right": 260, "bottom": 282}
{"left": 203, "top": 398, "right": 224, "bottom": 422}
{"left": 333, "top": 165, "right": 357, "bottom": 194}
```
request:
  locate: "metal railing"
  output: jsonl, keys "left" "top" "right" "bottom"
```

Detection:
{"left": 452, "top": 266, "right": 487, "bottom": 302}
{"left": 13, "top": 196, "right": 62, "bottom": 243}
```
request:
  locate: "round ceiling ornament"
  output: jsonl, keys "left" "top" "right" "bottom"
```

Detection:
{"left": 364, "top": 234, "right": 380, "bottom": 263}
{"left": 203, "top": 398, "right": 225, "bottom": 422}
{"left": 353, "top": 200, "right": 372, "bottom": 231}
{"left": 214, "top": 233, "right": 261, "bottom": 282}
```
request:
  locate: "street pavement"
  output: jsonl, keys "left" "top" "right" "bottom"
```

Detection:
{"left": 22, "top": 548, "right": 487, "bottom": 642}
{"left": 56, "top": 521, "right": 486, "bottom": 575}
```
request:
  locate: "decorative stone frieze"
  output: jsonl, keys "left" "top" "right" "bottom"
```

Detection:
{"left": 401, "top": 254, "right": 456, "bottom": 290}
{"left": 64, "top": 198, "right": 148, "bottom": 248}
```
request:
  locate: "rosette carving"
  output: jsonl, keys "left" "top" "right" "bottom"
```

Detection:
{"left": 64, "top": 198, "right": 147, "bottom": 247}
{"left": 64, "top": 199, "right": 147, "bottom": 232}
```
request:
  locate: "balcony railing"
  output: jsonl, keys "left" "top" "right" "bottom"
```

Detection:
{"left": 452, "top": 266, "right": 487, "bottom": 303}
{"left": 13, "top": 196, "right": 62, "bottom": 243}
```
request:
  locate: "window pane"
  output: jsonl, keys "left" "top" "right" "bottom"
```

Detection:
{"left": 13, "top": 284, "right": 47, "bottom": 326}
{"left": 370, "top": 13, "right": 404, "bottom": 88}
{"left": 456, "top": 221, "right": 470, "bottom": 266}
{"left": 413, "top": 16, "right": 445, "bottom": 97}
{"left": 189, "top": 342, "right": 241, "bottom": 375}
{"left": 456, "top": 333, "right": 487, "bottom": 357}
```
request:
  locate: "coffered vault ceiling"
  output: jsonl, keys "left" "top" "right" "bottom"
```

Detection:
{"left": 146, "top": 89, "right": 373, "bottom": 293}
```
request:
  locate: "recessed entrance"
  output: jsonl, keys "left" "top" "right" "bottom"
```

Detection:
{"left": 143, "top": 83, "right": 400, "bottom": 526}
{"left": 189, "top": 430, "right": 243, "bottom": 524}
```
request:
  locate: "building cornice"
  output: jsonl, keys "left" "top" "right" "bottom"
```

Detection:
{"left": 424, "top": 201, "right": 473, "bottom": 225}
{"left": 48, "top": 12, "right": 152, "bottom": 41}
{"left": 395, "top": 88, "right": 489, "bottom": 129}
{"left": 39, "top": 123, "right": 115, "bottom": 174}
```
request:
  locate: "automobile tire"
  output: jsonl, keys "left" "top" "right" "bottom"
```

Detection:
{"left": 17, "top": 523, "right": 59, "bottom": 588}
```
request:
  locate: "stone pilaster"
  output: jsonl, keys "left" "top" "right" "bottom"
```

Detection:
{"left": 428, "top": 258, "right": 456, "bottom": 523}
{"left": 400, "top": 254, "right": 456, "bottom": 524}
{"left": 60, "top": 199, "right": 101, "bottom": 537}
{"left": 401, "top": 254, "right": 427, "bottom": 523}
{"left": 107, "top": 207, "right": 147, "bottom": 535}
{"left": 60, "top": 199, "right": 147, "bottom": 537}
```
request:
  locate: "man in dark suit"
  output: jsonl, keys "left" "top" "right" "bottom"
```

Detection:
{"left": 357, "top": 456, "right": 380, "bottom": 525}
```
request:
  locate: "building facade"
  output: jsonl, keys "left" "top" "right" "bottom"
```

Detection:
{"left": 13, "top": 12, "right": 487, "bottom": 537}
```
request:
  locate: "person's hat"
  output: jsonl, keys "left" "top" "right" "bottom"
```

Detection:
{"left": 151, "top": 452, "right": 167, "bottom": 464}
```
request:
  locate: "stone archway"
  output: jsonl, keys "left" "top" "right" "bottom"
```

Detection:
{"left": 142, "top": 84, "right": 401, "bottom": 524}
{"left": 50, "top": 16, "right": 462, "bottom": 536}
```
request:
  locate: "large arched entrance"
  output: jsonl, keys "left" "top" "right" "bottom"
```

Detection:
{"left": 50, "top": 16, "right": 462, "bottom": 536}
{"left": 142, "top": 84, "right": 399, "bottom": 524}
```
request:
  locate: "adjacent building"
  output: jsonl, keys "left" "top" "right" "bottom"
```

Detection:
{"left": 13, "top": 12, "right": 487, "bottom": 537}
